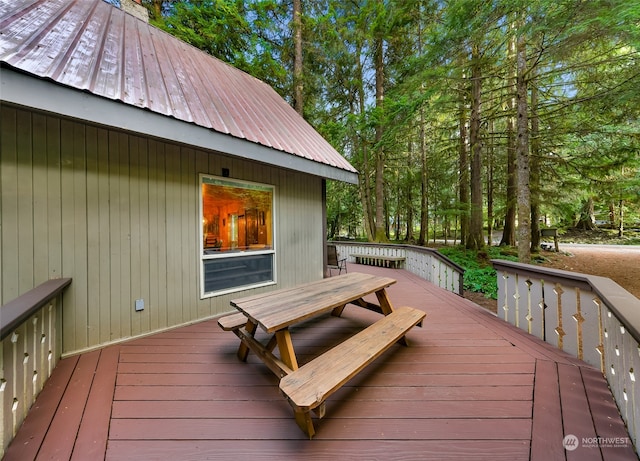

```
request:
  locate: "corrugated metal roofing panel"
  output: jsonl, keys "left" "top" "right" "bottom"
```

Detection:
{"left": 0, "top": 0, "right": 357, "bottom": 175}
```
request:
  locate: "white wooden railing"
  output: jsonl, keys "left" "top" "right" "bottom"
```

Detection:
{"left": 330, "top": 242, "right": 464, "bottom": 296}
{"left": 492, "top": 260, "right": 640, "bottom": 453}
{"left": 0, "top": 279, "right": 71, "bottom": 458}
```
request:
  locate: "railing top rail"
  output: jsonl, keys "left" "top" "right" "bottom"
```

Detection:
{"left": 330, "top": 241, "right": 466, "bottom": 275}
{"left": 492, "top": 259, "right": 640, "bottom": 345}
{"left": 1, "top": 278, "right": 72, "bottom": 341}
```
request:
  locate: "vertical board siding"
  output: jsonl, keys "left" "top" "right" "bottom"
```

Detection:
{"left": 45, "top": 116, "right": 63, "bottom": 282}
{"left": 1, "top": 106, "right": 324, "bottom": 355}
{"left": 277, "top": 169, "right": 324, "bottom": 286}
{"left": 16, "top": 110, "right": 34, "bottom": 295}
{"left": 86, "top": 125, "right": 101, "bottom": 347}
{"left": 97, "top": 127, "right": 112, "bottom": 345}
{"left": 1, "top": 106, "right": 18, "bottom": 302}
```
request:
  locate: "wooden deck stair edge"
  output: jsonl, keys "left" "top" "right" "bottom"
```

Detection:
{"left": 279, "top": 306, "right": 426, "bottom": 438}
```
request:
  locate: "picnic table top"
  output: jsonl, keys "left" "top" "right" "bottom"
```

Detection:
{"left": 230, "top": 272, "right": 396, "bottom": 333}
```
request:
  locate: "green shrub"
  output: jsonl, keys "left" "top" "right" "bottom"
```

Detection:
{"left": 438, "top": 246, "right": 518, "bottom": 300}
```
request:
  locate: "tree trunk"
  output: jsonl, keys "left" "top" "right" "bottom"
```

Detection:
{"left": 416, "top": 14, "right": 428, "bottom": 246}
{"left": 487, "top": 119, "right": 494, "bottom": 246}
{"left": 395, "top": 192, "right": 401, "bottom": 241}
{"left": 353, "top": 38, "right": 374, "bottom": 241}
{"left": 151, "top": 0, "right": 163, "bottom": 21}
{"left": 530, "top": 79, "right": 540, "bottom": 252}
{"left": 618, "top": 200, "right": 625, "bottom": 237}
{"left": 292, "top": 0, "right": 303, "bottom": 115}
{"left": 373, "top": 22, "right": 386, "bottom": 242}
{"left": 501, "top": 30, "right": 517, "bottom": 247}
{"left": 458, "top": 68, "right": 469, "bottom": 245}
{"left": 418, "top": 106, "right": 428, "bottom": 245}
{"left": 576, "top": 197, "right": 597, "bottom": 230}
{"left": 405, "top": 140, "right": 415, "bottom": 242}
{"left": 516, "top": 30, "right": 531, "bottom": 263}
{"left": 466, "top": 45, "right": 484, "bottom": 251}
{"left": 608, "top": 201, "right": 616, "bottom": 228}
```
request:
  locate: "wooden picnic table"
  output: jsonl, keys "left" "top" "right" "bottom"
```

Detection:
{"left": 220, "top": 272, "right": 425, "bottom": 437}
{"left": 227, "top": 272, "right": 396, "bottom": 375}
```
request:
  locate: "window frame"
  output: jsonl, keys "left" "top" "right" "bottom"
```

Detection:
{"left": 199, "top": 173, "right": 277, "bottom": 299}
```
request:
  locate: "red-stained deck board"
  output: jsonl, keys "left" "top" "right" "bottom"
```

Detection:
{"left": 2, "top": 356, "right": 80, "bottom": 461}
{"left": 71, "top": 346, "right": 120, "bottom": 461}
{"left": 105, "top": 439, "right": 531, "bottom": 461}
{"left": 114, "top": 359, "right": 537, "bottom": 375}
{"left": 581, "top": 366, "right": 638, "bottom": 460}
{"left": 113, "top": 384, "right": 280, "bottom": 402}
{"left": 115, "top": 370, "right": 279, "bottom": 387}
{"left": 342, "top": 370, "right": 534, "bottom": 387}
{"left": 108, "top": 417, "right": 531, "bottom": 441}
{"left": 36, "top": 350, "right": 101, "bottom": 460}
{"left": 111, "top": 399, "right": 294, "bottom": 419}
{"left": 531, "top": 359, "right": 564, "bottom": 461}
{"left": 560, "top": 363, "right": 602, "bottom": 461}
{"left": 374, "top": 352, "right": 534, "bottom": 364}
{"left": 327, "top": 384, "right": 533, "bottom": 402}
{"left": 110, "top": 398, "right": 533, "bottom": 420}
{"left": 327, "top": 399, "right": 533, "bottom": 419}
{"left": 379, "top": 361, "right": 536, "bottom": 374}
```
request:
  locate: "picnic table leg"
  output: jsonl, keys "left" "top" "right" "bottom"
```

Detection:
{"left": 374, "top": 289, "right": 410, "bottom": 345}
{"left": 275, "top": 329, "right": 299, "bottom": 371}
{"left": 265, "top": 334, "right": 278, "bottom": 352}
{"left": 331, "top": 304, "right": 347, "bottom": 316}
{"left": 314, "top": 403, "right": 326, "bottom": 419}
{"left": 237, "top": 320, "right": 257, "bottom": 361}
{"left": 349, "top": 297, "right": 384, "bottom": 315}
{"left": 375, "top": 289, "right": 395, "bottom": 315}
{"left": 293, "top": 408, "right": 315, "bottom": 439}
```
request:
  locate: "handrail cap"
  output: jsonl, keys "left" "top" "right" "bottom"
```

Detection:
{"left": 1, "top": 278, "right": 72, "bottom": 341}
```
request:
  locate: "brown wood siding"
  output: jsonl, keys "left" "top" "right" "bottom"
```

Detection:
{"left": 0, "top": 104, "right": 324, "bottom": 355}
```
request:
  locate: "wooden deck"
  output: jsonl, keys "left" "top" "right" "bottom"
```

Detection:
{"left": 4, "top": 265, "right": 636, "bottom": 460}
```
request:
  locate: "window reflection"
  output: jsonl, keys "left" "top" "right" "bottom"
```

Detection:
{"left": 201, "top": 177, "right": 273, "bottom": 254}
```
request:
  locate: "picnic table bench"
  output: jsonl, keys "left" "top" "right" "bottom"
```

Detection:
{"left": 217, "top": 272, "right": 425, "bottom": 438}
{"left": 351, "top": 253, "right": 406, "bottom": 269}
{"left": 279, "top": 305, "right": 424, "bottom": 437}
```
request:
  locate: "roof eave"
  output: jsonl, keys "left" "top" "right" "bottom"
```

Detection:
{"left": 0, "top": 67, "right": 359, "bottom": 184}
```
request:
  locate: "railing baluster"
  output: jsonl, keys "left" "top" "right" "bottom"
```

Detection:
{"left": 332, "top": 242, "right": 464, "bottom": 296}
{"left": 492, "top": 259, "right": 640, "bottom": 454}
{"left": 0, "top": 279, "right": 71, "bottom": 457}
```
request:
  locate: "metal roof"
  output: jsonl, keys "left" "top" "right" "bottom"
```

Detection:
{"left": 0, "top": 0, "right": 357, "bottom": 180}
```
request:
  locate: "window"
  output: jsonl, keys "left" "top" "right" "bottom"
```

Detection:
{"left": 200, "top": 174, "right": 276, "bottom": 297}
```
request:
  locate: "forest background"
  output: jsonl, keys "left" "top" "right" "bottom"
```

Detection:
{"left": 128, "top": 0, "right": 640, "bottom": 264}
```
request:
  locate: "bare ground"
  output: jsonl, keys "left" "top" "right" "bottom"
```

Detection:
{"left": 465, "top": 245, "right": 640, "bottom": 313}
